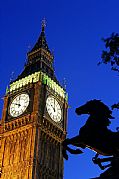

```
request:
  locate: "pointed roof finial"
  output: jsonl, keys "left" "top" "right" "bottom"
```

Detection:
{"left": 41, "top": 18, "right": 46, "bottom": 32}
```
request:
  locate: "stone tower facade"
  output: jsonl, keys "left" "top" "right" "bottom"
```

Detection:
{"left": 0, "top": 20, "right": 68, "bottom": 179}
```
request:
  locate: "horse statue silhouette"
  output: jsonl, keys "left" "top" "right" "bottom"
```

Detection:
{"left": 62, "top": 100, "right": 119, "bottom": 176}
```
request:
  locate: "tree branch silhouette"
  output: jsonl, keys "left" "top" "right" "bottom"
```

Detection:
{"left": 98, "top": 33, "right": 119, "bottom": 72}
{"left": 98, "top": 33, "right": 119, "bottom": 110}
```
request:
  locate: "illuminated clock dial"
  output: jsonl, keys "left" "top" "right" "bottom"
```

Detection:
{"left": 9, "top": 93, "right": 29, "bottom": 117}
{"left": 46, "top": 96, "right": 62, "bottom": 122}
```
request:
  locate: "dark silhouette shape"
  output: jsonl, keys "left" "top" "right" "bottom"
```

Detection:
{"left": 98, "top": 32, "right": 119, "bottom": 131}
{"left": 91, "top": 154, "right": 119, "bottom": 178}
{"left": 62, "top": 100, "right": 119, "bottom": 178}
{"left": 98, "top": 33, "right": 119, "bottom": 73}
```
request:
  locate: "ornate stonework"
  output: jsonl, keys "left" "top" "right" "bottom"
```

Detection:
{"left": 1, "top": 123, "right": 36, "bottom": 178}
{"left": 0, "top": 23, "right": 68, "bottom": 179}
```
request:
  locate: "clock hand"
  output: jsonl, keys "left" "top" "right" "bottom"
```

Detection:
{"left": 54, "top": 99, "right": 55, "bottom": 112}
{"left": 51, "top": 104, "right": 55, "bottom": 112}
{"left": 18, "top": 103, "right": 21, "bottom": 107}
{"left": 12, "top": 102, "right": 21, "bottom": 107}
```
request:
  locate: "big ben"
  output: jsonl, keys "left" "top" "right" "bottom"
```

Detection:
{"left": 0, "top": 20, "right": 68, "bottom": 179}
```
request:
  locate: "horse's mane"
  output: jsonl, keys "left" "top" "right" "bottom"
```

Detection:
{"left": 86, "top": 100, "right": 114, "bottom": 119}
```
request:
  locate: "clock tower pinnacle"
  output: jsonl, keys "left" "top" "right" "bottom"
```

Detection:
{"left": 41, "top": 18, "right": 46, "bottom": 32}
{"left": 16, "top": 19, "right": 56, "bottom": 83}
{"left": 1, "top": 20, "right": 68, "bottom": 179}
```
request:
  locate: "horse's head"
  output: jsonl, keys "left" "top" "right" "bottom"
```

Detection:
{"left": 75, "top": 100, "right": 114, "bottom": 119}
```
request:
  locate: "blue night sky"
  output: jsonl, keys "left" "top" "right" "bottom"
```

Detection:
{"left": 1, "top": 0, "right": 119, "bottom": 178}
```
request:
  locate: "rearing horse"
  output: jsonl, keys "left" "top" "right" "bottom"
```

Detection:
{"left": 62, "top": 100, "right": 119, "bottom": 161}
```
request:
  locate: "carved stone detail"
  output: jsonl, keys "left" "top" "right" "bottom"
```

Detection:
{"left": 1, "top": 125, "right": 36, "bottom": 179}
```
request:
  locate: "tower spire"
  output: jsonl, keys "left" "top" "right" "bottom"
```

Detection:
{"left": 16, "top": 19, "right": 55, "bottom": 82}
{"left": 28, "top": 18, "right": 50, "bottom": 54}
{"left": 41, "top": 18, "right": 46, "bottom": 32}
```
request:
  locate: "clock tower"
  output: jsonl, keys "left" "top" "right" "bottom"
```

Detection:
{"left": 0, "top": 20, "right": 68, "bottom": 179}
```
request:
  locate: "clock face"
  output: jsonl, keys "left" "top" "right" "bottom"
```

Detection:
{"left": 9, "top": 93, "right": 30, "bottom": 117}
{"left": 46, "top": 96, "right": 62, "bottom": 122}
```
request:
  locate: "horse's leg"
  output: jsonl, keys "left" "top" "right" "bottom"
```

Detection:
{"left": 62, "top": 135, "right": 85, "bottom": 160}
{"left": 64, "top": 135, "right": 85, "bottom": 148}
